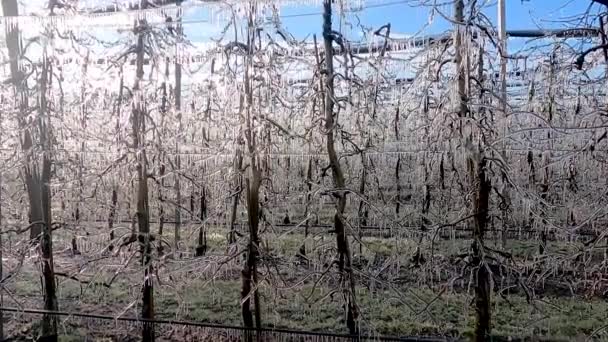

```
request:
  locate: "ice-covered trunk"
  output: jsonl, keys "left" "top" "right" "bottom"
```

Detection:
{"left": 109, "top": 187, "right": 118, "bottom": 250}
{"left": 174, "top": 154, "right": 181, "bottom": 255}
{"left": 357, "top": 151, "right": 368, "bottom": 254}
{"left": 535, "top": 49, "right": 557, "bottom": 255}
{"left": 196, "top": 186, "right": 207, "bottom": 256}
{"left": 322, "top": 0, "right": 359, "bottom": 334}
{"left": 158, "top": 164, "right": 165, "bottom": 255}
{"left": 242, "top": 174, "right": 262, "bottom": 332}
{"left": 109, "top": 71, "right": 124, "bottom": 250}
{"left": 241, "top": 6, "right": 262, "bottom": 335}
{"left": 413, "top": 95, "right": 432, "bottom": 265}
{"left": 453, "top": 1, "right": 490, "bottom": 340}
{"left": 394, "top": 101, "right": 402, "bottom": 216}
{"left": 132, "top": 18, "right": 154, "bottom": 341}
{"left": 600, "top": 15, "right": 608, "bottom": 261}
{"left": 38, "top": 54, "right": 59, "bottom": 342}
{"left": 174, "top": 4, "right": 183, "bottom": 256}
{"left": 228, "top": 143, "right": 243, "bottom": 244}
{"left": 190, "top": 191, "right": 195, "bottom": 221}
{"left": 470, "top": 156, "right": 491, "bottom": 341}
{"left": 73, "top": 55, "right": 90, "bottom": 256}
{"left": 157, "top": 60, "right": 169, "bottom": 255}
{"left": 0, "top": 100, "right": 3, "bottom": 340}
{"left": 497, "top": 0, "right": 511, "bottom": 249}
{"left": 299, "top": 157, "right": 313, "bottom": 258}
{"left": 3, "top": 0, "right": 40, "bottom": 241}
{"left": 439, "top": 154, "right": 445, "bottom": 190}
{"left": 4, "top": 2, "right": 59, "bottom": 335}
{"left": 228, "top": 100, "right": 245, "bottom": 246}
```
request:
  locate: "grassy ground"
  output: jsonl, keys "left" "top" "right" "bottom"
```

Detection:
{"left": 3, "top": 225, "right": 607, "bottom": 341}
{"left": 8, "top": 276, "right": 608, "bottom": 340}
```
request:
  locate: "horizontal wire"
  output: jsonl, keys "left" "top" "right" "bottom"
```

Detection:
{"left": 0, "top": 306, "right": 435, "bottom": 341}
{"left": 1, "top": 149, "right": 605, "bottom": 159}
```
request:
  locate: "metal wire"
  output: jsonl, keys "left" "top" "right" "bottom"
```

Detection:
{"left": 0, "top": 306, "right": 451, "bottom": 342}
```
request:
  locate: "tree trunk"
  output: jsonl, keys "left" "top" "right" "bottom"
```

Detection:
{"left": 158, "top": 164, "right": 165, "bottom": 255}
{"left": 453, "top": 1, "right": 490, "bottom": 340}
{"left": 0, "top": 103, "right": 3, "bottom": 341}
{"left": 322, "top": 0, "right": 359, "bottom": 334}
{"left": 157, "top": 58, "right": 169, "bottom": 256}
{"left": 73, "top": 55, "right": 90, "bottom": 256}
{"left": 414, "top": 95, "right": 432, "bottom": 265}
{"left": 299, "top": 157, "right": 313, "bottom": 259}
{"left": 228, "top": 144, "right": 243, "bottom": 244}
{"left": 2, "top": 0, "right": 42, "bottom": 241}
{"left": 358, "top": 152, "right": 369, "bottom": 255}
{"left": 39, "top": 52, "right": 59, "bottom": 342}
{"left": 174, "top": 155, "right": 181, "bottom": 256}
{"left": 190, "top": 191, "right": 195, "bottom": 222}
{"left": 108, "top": 187, "right": 118, "bottom": 251}
{"left": 471, "top": 157, "right": 491, "bottom": 341}
{"left": 196, "top": 187, "right": 207, "bottom": 257}
{"left": 40, "top": 160, "right": 58, "bottom": 342}
{"left": 4, "top": 25, "right": 61, "bottom": 338}
{"left": 241, "top": 6, "right": 262, "bottom": 335}
{"left": 439, "top": 154, "right": 445, "bottom": 190}
{"left": 132, "top": 15, "right": 154, "bottom": 341}
{"left": 600, "top": 14, "right": 608, "bottom": 261}
{"left": 109, "top": 68, "right": 124, "bottom": 252}
{"left": 394, "top": 101, "right": 401, "bottom": 216}
{"left": 242, "top": 176, "right": 262, "bottom": 331}
{"left": 174, "top": 2, "right": 183, "bottom": 257}
{"left": 527, "top": 151, "right": 536, "bottom": 229}
{"left": 497, "top": 0, "right": 511, "bottom": 250}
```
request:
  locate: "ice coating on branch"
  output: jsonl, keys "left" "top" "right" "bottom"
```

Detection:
{"left": 0, "top": 1, "right": 222, "bottom": 31}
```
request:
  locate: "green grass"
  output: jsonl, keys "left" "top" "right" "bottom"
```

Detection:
{"left": 18, "top": 275, "right": 601, "bottom": 340}
{"left": 5, "top": 226, "right": 607, "bottom": 341}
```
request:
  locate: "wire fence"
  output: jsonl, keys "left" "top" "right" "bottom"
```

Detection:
{"left": 0, "top": 307, "right": 452, "bottom": 342}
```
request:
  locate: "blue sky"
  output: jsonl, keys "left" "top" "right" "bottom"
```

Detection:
{"left": 184, "top": 0, "right": 602, "bottom": 43}
{"left": 280, "top": 0, "right": 598, "bottom": 36}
